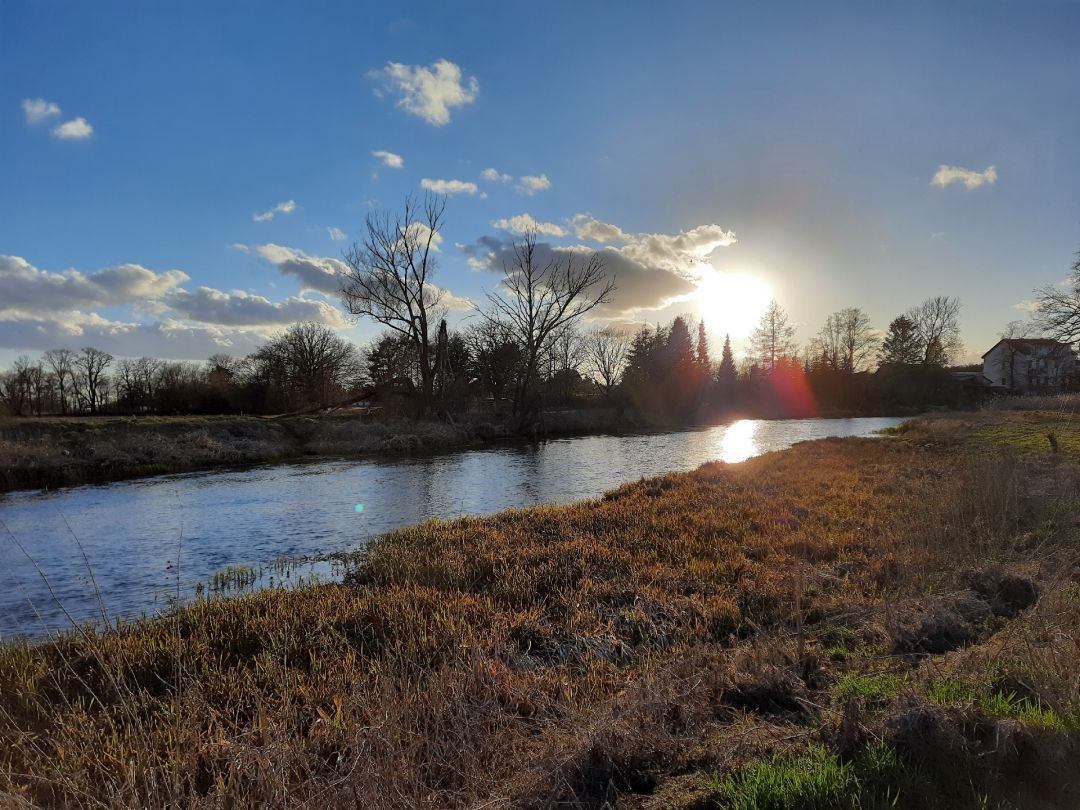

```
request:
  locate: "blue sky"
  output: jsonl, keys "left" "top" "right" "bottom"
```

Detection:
{"left": 2, "top": 0, "right": 1079, "bottom": 366}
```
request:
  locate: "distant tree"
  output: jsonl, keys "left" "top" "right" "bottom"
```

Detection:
{"left": 908, "top": 296, "right": 962, "bottom": 366}
{"left": 341, "top": 193, "right": 446, "bottom": 406}
{"left": 480, "top": 230, "right": 613, "bottom": 427}
{"left": 716, "top": 334, "right": 737, "bottom": 386}
{"left": 665, "top": 316, "right": 695, "bottom": 365}
{"left": 878, "top": 315, "right": 923, "bottom": 366}
{"left": 696, "top": 320, "right": 711, "bottom": 367}
{"left": 585, "top": 326, "right": 632, "bottom": 396}
{"left": 816, "top": 307, "right": 879, "bottom": 373}
{"left": 75, "top": 346, "right": 113, "bottom": 414}
{"left": 1033, "top": 249, "right": 1080, "bottom": 344}
{"left": 43, "top": 348, "right": 76, "bottom": 414}
{"left": 251, "top": 322, "right": 361, "bottom": 411}
{"left": 463, "top": 320, "right": 523, "bottom": 403}
{"left": 751, "top": 300, "right": 797, "bottom": 372}
{"left": 364, "top": 331, "right": 418, "bottom": 387}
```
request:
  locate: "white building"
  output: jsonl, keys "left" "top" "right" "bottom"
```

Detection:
{"left": 981, "top": 338, "right": 1076, "bottom": 393}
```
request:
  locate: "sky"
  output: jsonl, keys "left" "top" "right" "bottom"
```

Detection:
{"left": 2, "top": 0, "right": 1079, "bottom": 367}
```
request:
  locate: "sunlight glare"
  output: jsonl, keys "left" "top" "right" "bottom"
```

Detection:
{"left": 718, "top": 419, "right": 759, "bottom": 464}
{"left": 694, "top": 268, "right": 773, "bottom": 339}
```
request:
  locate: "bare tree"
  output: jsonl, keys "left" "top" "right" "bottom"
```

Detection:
{"left": 585, "top": 326, "right": 632, "bottom": 396}
{"left": 816, "top": 307, "right": 879, "bottom": 373}
{"left": 481, "top": 231, "right": 614, "bottom": 426}
{"left": 43, "top": 348, "right": 76, "bottom": 414}
{"left": 74, "top": 346, "right": 113, "bottom": 414}
{"left": 341, "top": 194, "right": 446, "bottom": 406}
{"left": 908, "top": 296, "right": 962, "bottom": 366}
{"left": 1033, "top": 251, "right": 1080, "bottom": 344}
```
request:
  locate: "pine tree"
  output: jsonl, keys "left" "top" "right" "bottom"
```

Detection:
{"left": 750, "top": 300, "right": 797, "bottom": 372}
{"left": 666, "top": 316, "right": 694, "bottom": 364}
{"left": 696, "top": 320, "right": 710, "bottom": 367}
{"left": 717, "top": 333, "right": 737, "bottom": 384}
{"left": 878, "top": 315, "right": 923, "bottom": 366}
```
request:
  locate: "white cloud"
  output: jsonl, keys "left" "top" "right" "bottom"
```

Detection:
{"left": 369, "top": 58, "right": 479, "bottom": 126}
{"left": 0, "top": 255, "right": 189, "bottom": 317}
{"left": 326, "top": 227, "right": 347, "bottom": 241}
{"left": 0, "top": 312, "right": 273, "bottom": 359}
{"left": 228, "top": 243, "right": 252, "bottom": 253}
{"left": 931, "top": 164, "right": 997, "bottom": 190}
{"left": 372, "top": 149, "right": 404, "bottom": 169}
{"left": 420, "top": 178, "right": 478, "bottom": 195}
{"left": 516, "top": 174, "right": 551, "bottom": 195}
{"left": 256, "top": 244, "right": 350, "bottom": 295}
{"left": 22, "top": 98, "right": 61, "bottom": 124}
{"left": 481, "top": 167, "right": 512, "bottom": 183}
{"left": 253, "top": 199, "right": 297, "bottom": 222}
{"left": 572, "top": 214, "right": 630, "bottom": 244}
{"left": 462, "top": 217, "right": 736, "bottom": 318}
{"left": 491, "top": 213, "right": 567, "bottom": 237}
{"left": 52, "top": 117, "right": 93, "bottom": 140}
{"left": 165, "top": 286, "right": 347, "bottom": 327}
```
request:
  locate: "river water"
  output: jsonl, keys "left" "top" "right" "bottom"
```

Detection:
{"left": 0, "top": 416, "right": 903, "bottom": 637}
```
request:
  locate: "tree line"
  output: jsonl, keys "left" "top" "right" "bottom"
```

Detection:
{"left": 3, "top": 193, "right": 1078, "bottom": 422}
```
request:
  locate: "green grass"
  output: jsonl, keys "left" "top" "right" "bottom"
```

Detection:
{"left": 700, "top": 745, "right": 859, "bottom": 809}
{"left": 835, "top": 673, "right": 905, "bottom": 702}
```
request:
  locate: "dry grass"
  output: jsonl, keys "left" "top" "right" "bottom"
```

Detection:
{"left": 2, "top": 412, "right": 1079, "bottom": 807}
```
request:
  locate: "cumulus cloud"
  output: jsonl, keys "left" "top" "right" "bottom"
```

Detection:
{"left": 462, "top": 217, "right": 736, "bottom": 318}
{"left": 491, "top": 213, "right": 567, "bottom": 237}
{"left": 326, "top": 227, "right": 347, "bottom": 241}
{"left": 0, "top": 255, "right": 189, "bottom": 317}
{"left": 22, "top": 98, "right": 61, "bottom": 124}
{"left": 165, "top": 286, "right": 347, "bottom": 328}
{"left": 0, "top": 312, "right": 272, "bottom": 358}
{"left": 481, "top": 168, "right": 512, "bottom": 183}
{"left": 931, "top": 164, "right": 998, "bottom": 190}
{"left": 572, "top": 214, "right": 630, "bottom": 244}
{"left": 420, "top": 178, "right": 478, "bottom": 195}
{"left": 255, "top": 244, "right": 349, "bottom": 295}
{"left": 52, "top": 117, "right": 93, "bottom": 139}
{"left": 369, "top": 58, "right": 479, "bottom": 126}
{"left": 253, "top": 199, "right": 297, "bottom": 222}
{"left": 372, "top": 149, "right": 404, "bottom": 168}
{"left": 516, "top": 174, "right": 551, "bottom": 195}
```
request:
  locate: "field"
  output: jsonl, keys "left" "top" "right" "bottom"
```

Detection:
{"left": 2, "top": 407, "right": 1079, "bottom": 807}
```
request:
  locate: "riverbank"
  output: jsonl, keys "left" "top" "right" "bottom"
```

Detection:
{"left": 2, "top": 409, "right": 1079, "bottom": 807}
{"left": 0, "top": 408, "right": 631, "bottom": 493}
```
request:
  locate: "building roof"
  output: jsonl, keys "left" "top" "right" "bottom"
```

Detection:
{"left": 981, "top": 338, "right": 1075, "bottom": 359}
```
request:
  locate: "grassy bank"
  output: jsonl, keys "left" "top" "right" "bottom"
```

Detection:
{"left": 0, "top": 408, "right": 625, "bottom": 493}
{"left": 2, "top": 409, "right": 1079, "bottom": 807}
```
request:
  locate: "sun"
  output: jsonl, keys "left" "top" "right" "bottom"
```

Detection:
{"left": 693, "top": 267, "right": 773, "bottom": 339}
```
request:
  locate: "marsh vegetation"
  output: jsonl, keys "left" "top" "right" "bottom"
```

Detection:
{"left": 2, "top": 406, "right": 1079, "bottom": 807}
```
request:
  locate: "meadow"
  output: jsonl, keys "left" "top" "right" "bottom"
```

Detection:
{"left": 1, "top": 406, "right": 1079, "bottom": 808}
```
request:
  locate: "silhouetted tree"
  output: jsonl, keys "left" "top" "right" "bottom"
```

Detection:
{"left": 908, "top": 296, "right": 962, "bottom": 366}
{"left": 480, "top": 230, "right": 613, "bottom": 428}
{"left": 341, "top": 193, "right": 446, "bottom": 406}
{"left": 696, "top": 320, "right": 710, "bottom": 367}
{"left": 1033, "top": 249, "right": 1080, "bottom": 344}
{"left": 878, "top": 315, "right": 923, "bottom": 366}
{"left": 751, "top": 300, "right": 796, "bottom": 372}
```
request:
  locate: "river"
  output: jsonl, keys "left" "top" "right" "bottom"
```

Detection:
{"left": 0, "top": 416, "right": 903, "bottom": 637}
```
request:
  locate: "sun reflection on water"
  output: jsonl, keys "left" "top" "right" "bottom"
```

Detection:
{"left": 718, "top": 419, "right": 759, "bottom": 463}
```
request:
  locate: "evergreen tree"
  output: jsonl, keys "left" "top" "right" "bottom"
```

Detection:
{"left": 696, "top": 320, "right": 710, "bottom": 367}
{"left": 878, "top": 315, "right": 923, "bottom": 366}
{"left": 750, "top": 300, "right": 797, "bottom": 372}
{"left": 716, "top": 333, "right": 737, "bottom": 385}
{"left": 666, "top": 316, "right": 694, "bottom": 364}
